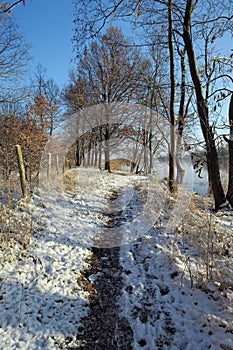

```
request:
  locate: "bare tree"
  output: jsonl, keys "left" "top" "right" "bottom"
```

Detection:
{"left": 167, "top": 0, "right": 177, "bottom": 192}
{"left": 31, "top": 65, "right": 60, "bottom": 135}
{"left": 65, "top": 26, "right": 147, "bottom": 171}
{"left": 73, "top": 0, "right": 233, "bottom": 208}
{"left": 0, "top": 15, "right": 30, "bottom": 104}
{"left": 224, "top": 94, "right": 233, "bottom": 206}
{"left": 72, "top": 0, "right": 182, "bottom": 189}
{"left": 181, "top": 0, "right": 233, "bottom": 209}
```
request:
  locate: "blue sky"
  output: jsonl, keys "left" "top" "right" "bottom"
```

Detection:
{"left": 13, "top": 0, "right": 231, "bottom": 118}
{"left": 14, "top": 0, "right": 74, "bottom": 89}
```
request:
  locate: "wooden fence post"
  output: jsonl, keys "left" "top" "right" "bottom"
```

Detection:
{"left": 15, "top": 145, "right": 27, "bottom": 198}
{"left": 47, "top": 153, "right": 52, "bottom": 182}
{"left": 56, "top": 155, "right": 59, "bottom": 174}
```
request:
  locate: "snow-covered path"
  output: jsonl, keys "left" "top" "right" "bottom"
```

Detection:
{"left": 0, "top": 169, "right": 232, "bottom": 349}
{"left": 76, "top": 245, "right": 133, "bottom": 349}
{"left": 75, "top": 183, "right": 147, "bottom": 349}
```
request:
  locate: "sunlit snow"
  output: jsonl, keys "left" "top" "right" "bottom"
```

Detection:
{"left": 0, "top": 169, "right": 232, "bottom": 349}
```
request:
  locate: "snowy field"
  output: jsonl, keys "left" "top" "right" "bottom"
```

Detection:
{"left": 0, "top": 169, "right": 232, "bottom": 349}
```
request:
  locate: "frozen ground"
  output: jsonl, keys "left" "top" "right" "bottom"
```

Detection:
{"left": 0, "top": 169, "right": 232, "bottom": 349}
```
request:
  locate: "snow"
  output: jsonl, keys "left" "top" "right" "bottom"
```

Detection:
{"left": 0, "top": 224, "right": 91, "bottom": 349}
{"left": 119, "top": 233, "right": 233, "bottom": 350}
{"left": 0, "top": 168, "right": 232, "bottom": 349}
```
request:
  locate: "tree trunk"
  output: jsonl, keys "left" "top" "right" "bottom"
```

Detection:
{"left": 176, "top": 50, "right": 186, "bottom": 184}
{"left": 103, "top": 89, "right": 111, "bottom": 172}
{"left": 168, "top": 0, "right": 177, "bottom": 193}
{"left": 98, "top": 141, "right": 102, "bottom": 170}
{"left": 104, "top": 122, "right": 110, "bottom": 171}
{"left": 148, "top": 129, "right": 153, "bottom": 174}
{"left": 182, "top": 0, "right": 226, "bottom": 210}
{"left": 76, "top": 139, "right": 81, "bottom": 166}
{"left": 130, "top": 161, "right": 136, "bottom": 173}
{"left": 87, "top": 137, "right": 92, "bottom": 166}
{"left": 226, "top": 93, "right": 233, "bottom": 206}
{"left": 148, "top": 111, "right": 153, "bottom": 174}
{"left": 176, "top": 131, "right": 185, "bottom": 184}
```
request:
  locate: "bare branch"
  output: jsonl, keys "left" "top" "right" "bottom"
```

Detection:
{"left": 0, "top": 1, "right": 26, "bottom": 14}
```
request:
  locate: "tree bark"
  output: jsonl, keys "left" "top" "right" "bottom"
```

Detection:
{"left": 182, "top": 0, "right": 226, "bottom": 210}
{"left": 104, "top": 100, "right": 111, "bottom": 172}
{"left": 76, "top": 139, "right": 81, "bottom": 166}
{"left": 104, "top": 122, "right": 110, "bottom": 171}
{"left": 226, "top": 93, "right": 233, "bottom": 206}
{"left": 168, "top": 0, "right": 177, "bottom": 193}
{"left": 176, "top": 49, "right": 186, "bottom": 184}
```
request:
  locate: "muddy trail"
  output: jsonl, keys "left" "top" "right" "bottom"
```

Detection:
{"left": 73, "top": 185, "right": 146, "bottom": 350}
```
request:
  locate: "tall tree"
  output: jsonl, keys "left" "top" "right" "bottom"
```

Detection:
{"left": 65, "top": 26, "right": 146, "bottom": 171}
{"left": 0, "top": 15, "right": 30, "bottom": 104}
{"left": 224, "top": 93, "right": 233, "bottom": 206}
{"left": 168, "top": 0, "right": 176, "bottom": 192}
{"left": 0, "top": 112, "right": 47, "bottom": 181}
{"left": 73, "top": 0, "right": 233, "bottom": 208}
{"left": 181, "top": 0, "right": 233, "bottom": 209}
{"left": 73, "top": 0, "right": 182, "bottom": 188}
{"left": 31, "top": 65, "right": 60, "bottom": 135}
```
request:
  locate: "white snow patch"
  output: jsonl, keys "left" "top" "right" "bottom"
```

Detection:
{"left": 0, "top": 169, "right": 232, "bottom": 349}
{"left": 118, "top": 228, "right": 233, "bottom": 349}
{"left": 0, "top": 170, "right": 145, "bottom": 349}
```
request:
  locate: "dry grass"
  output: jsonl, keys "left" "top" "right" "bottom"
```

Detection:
{"left": 175, "top": 192, "right": 233, "bottom": 290}
{"left": 0, "top": 202, "right": 32, "bottom": 250}
{"left": 61, "top": 169, "right": 78, "bottom": 192}
{"left": 0, "top": 176, "right": 32, "bottom": 250}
